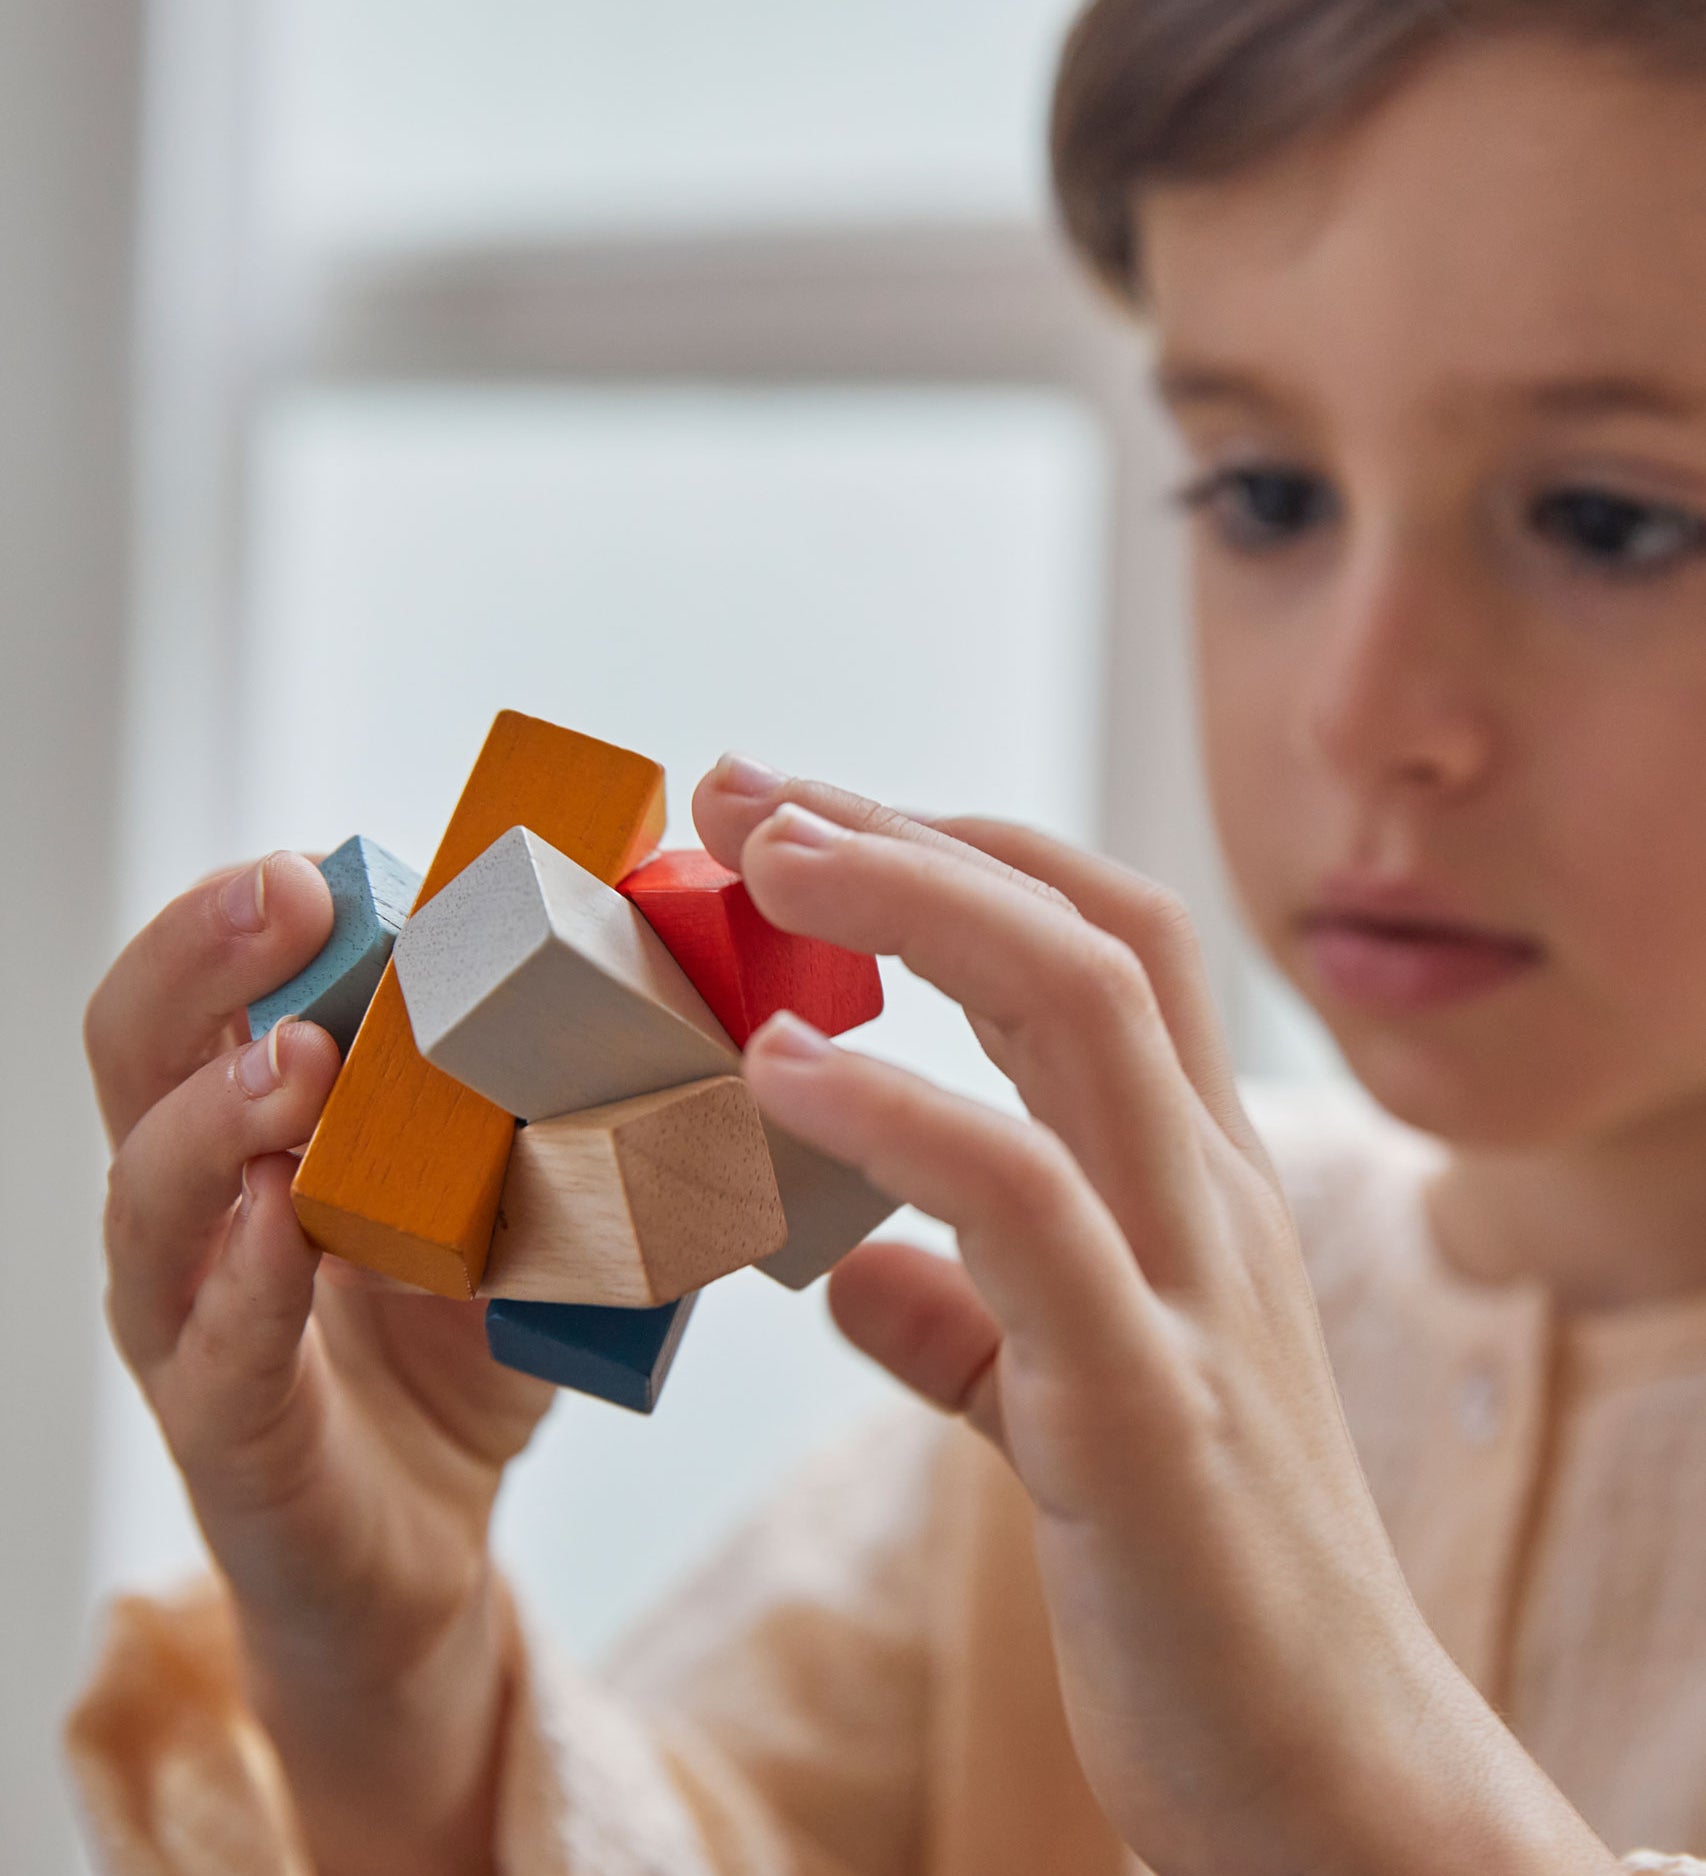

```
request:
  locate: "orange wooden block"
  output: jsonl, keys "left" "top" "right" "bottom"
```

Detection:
{"left": 291, "top": 969, "right": 515, "bottom": 1295}
{"left": 418, "top": 709, "right": 666, "bottom": 902}
{"left": 291, "top": 713, "right": 667, "bottom": 1297}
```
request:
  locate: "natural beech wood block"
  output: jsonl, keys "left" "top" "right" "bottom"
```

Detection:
{"left": 396, "top": 826, "right": 898, "bottom": 1289}
{"left": 619, "top": 848, "right": 883, "bottom": 1046}
{"left": 289, "top": 715, "right": 667, "bottom": 1298}
{"left": 479, "top": 1077, "right": 787, "bottom": 1307}
{"left": 484, "top": 1293, "right": 697, "bottom": 1414}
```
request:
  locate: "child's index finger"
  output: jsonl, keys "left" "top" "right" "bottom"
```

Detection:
{"left": 738, "top": 801, "right": 1226, "bottom": 1295}
{"left": 691, "top": 754, "right": 1075, "bottom": 914}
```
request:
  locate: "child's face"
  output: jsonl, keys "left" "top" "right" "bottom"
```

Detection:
{"left": 1142, "top": 35, "right": 1706, "bottom": 1152}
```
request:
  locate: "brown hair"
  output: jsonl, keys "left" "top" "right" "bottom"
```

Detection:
{"left": 1052, "top": 0, "right": 1706, "bottom": 299}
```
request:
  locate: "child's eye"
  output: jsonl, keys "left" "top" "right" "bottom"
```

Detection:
{"left": 1177, "top": 466, "right": 1339, "bottom": 553}
{"left": 1530, "top": 487, "right": 1706, "bottom": 576}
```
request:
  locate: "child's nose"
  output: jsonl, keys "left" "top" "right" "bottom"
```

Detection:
{"left": 1302, "top": 542, "right": 1499, "bottom": 799}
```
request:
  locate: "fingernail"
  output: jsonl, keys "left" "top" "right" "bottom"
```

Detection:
{"left": 221, "top": 856, "right": 271, "bottom": 934}
{"left": 238, "top": 1161, "right": 256, "bottom": 1218}
{"left": 756, "top": 1010, "right": 832, "bottom": 1061}
{"left": 767, "top": 802, "right": 845, "bottom": 851}
{"left": 236, "top": 1022, "right": 285, "bottom": 1097}
{"left": 715, "top": 752, "right": 786, "bottom": 799}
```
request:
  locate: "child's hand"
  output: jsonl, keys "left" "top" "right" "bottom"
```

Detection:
{"left": 695, "top": 759, "right": 1617, "bottom": 1876}
{"left": 84, "top": 853, "right": 553, "bottom": 1876}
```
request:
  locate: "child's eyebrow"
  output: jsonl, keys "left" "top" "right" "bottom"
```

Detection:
{"left": 1511, "top": 375, "right": 1706, "bottom": 421}
{"left": 1154, "top": 361, "right": 1706, "bottom": 425}
{"left": 1152, "top": 362, "right": 1291, "bottom": 417}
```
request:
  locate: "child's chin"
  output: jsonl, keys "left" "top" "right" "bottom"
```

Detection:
{"left": 1327, "top": 1022, "right": 1619, "bottom": 1154}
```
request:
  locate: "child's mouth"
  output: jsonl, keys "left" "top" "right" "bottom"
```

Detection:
{"left": 1300, "top": 914, "right": 1544, "bottom": 1013}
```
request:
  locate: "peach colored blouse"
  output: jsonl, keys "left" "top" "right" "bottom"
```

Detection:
{"left": 66, "top": 1100, "right": 1706, "bottom": 1873}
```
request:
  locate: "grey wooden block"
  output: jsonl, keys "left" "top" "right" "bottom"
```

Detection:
{"left": 392, "top": 826, "right": 731, "bottom": 1119}
{"left": 248, "top": 835, "right": 422, "bottom": 1056}
{"left": 394, "top": 826, "right": 897, "bottom": 1287}
{"left": 755, "top": 1124, "right": 899, "bottom": 1290}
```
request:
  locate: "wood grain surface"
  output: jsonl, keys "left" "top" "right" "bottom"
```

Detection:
{"left": 479, "top": 1076, "right": 786, "bottom": 1307}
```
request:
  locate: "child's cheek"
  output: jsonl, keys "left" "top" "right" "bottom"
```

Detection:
{"left": 1194, "top": 598, "right": 1321, "bottom": 950}
{"left": 1535, "top": 677, "right": 1706, "bottom": 1110}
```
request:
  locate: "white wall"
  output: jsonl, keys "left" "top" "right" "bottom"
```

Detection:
{"left": 0, "top": 3, "right": 143, "bottom": 1869}
{"left": 261, "top": 0, "right": 1081, "bottom": 245}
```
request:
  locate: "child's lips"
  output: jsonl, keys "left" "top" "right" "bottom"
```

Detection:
{"left": 1300, "top": 914, "right": 1545, "bottom": 1013}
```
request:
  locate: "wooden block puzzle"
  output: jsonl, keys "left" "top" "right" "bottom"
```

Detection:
{"left": 290, "top": 716, "right": 667, "bottom": 1298}
{"left": 393, "top": 824, "right": 898, "bottom": 1292}
{"left": 247, "top": 835, "right": 421, "bottom": 1056}
{"left": 479, "top": 1077, "right": 786, "bottom": 1308}
{"left": 245, "top": 709, "right": 894, "bottom": 1408}
{"left": 619, "top": 848, "right": 883, "bottom": 1046}
{"left": 484, "top": 1293, "right": 698, "bottom": 1415}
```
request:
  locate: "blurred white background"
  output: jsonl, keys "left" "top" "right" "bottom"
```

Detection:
{"left": 3, "top": 1, "right": 1340, "bottom": 1868}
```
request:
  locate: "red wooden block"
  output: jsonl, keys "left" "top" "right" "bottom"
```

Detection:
{"left": 619, "top": 849, "right": 883, "bottom": 1047}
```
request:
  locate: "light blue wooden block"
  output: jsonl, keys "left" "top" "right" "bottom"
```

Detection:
{"left": 248, "top": 835, "right": 421, "bottom": 1056}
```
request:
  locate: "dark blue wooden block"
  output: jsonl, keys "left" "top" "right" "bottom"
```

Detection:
{"left": 248, "top": 835, "right": 421, "bottom": 1056}
{"left": 485, "top": 1293, "right": 698, "bottom": 1413}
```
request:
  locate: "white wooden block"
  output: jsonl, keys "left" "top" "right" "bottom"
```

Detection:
{"left": 393, "top": 826, "right": 897, "bottom": 1287}
{"left": 394, "top": 826, "right": 730, "bottom": 1120}
{"left": 479, "top": 1077, "right": 788, "bottom": 1307}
